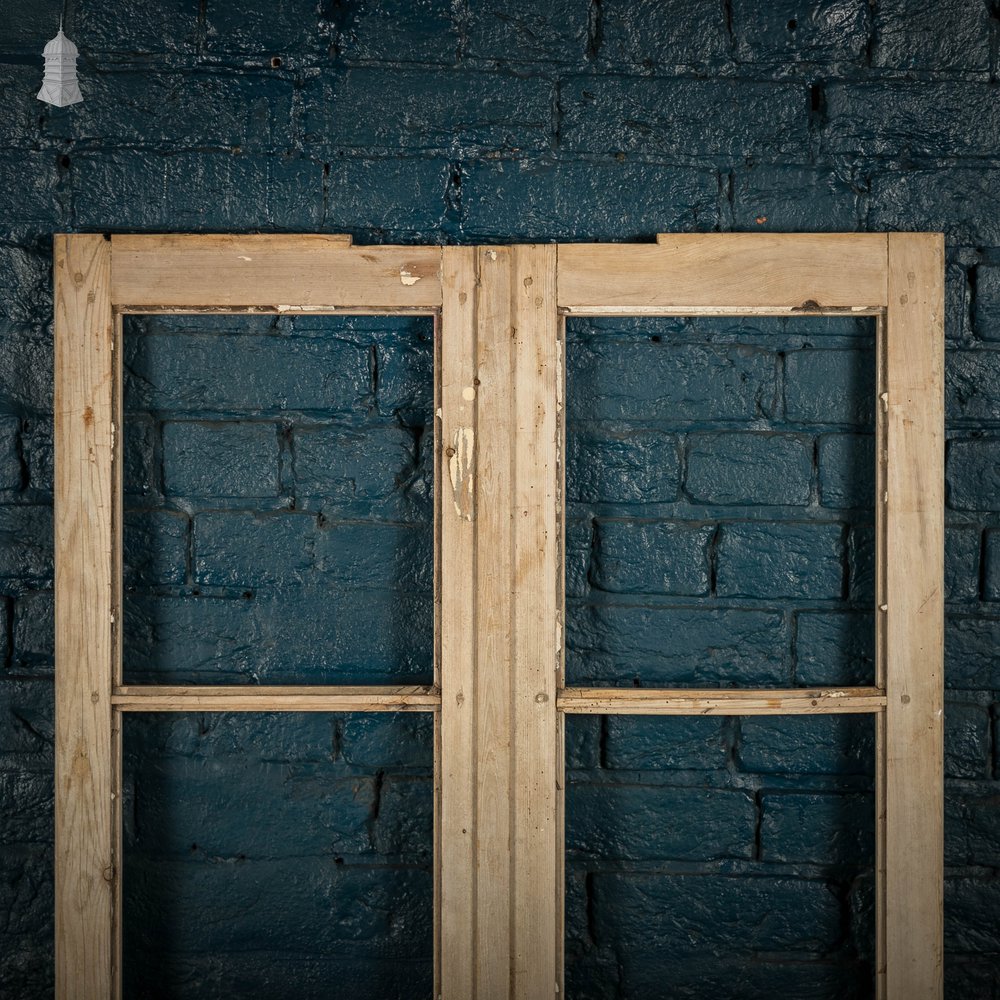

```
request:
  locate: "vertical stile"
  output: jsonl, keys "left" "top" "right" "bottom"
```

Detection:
{"left": 439, "top": 247, "right": 479, "bottom": 998}
{"left": 510, "top": 245, "right": 560, "bottom": 998}
{"left": 54, "top": 234, "right": 116, "bottom": 999}
{"left": 884, "top": 233, "right": 945, "bottom": 998}
{"left": 474, "top": 246, "right": 515, "bottom": 996}
{"left": 874, "top": 309, "right": 888, "bottom": 1000}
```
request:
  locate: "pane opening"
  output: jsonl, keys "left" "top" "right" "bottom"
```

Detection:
{"left": 120, "top": 312, "right": 435, "bottom": 686}
{"left": 563, "top": 314, "right": 878, "bottom": 690}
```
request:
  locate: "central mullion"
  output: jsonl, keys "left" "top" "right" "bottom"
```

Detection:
{"left": 439, "top": 246, "right": 561, "bottom": 999}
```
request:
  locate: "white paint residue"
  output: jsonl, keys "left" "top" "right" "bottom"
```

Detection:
{"left": 462, "top": 386, "right": 476, "bottom": 401}
{"left": 448, "top": 426, "right": 475, "bottom": 520}
{"left": 237, "top": 255, "right": 252, "bottom": 262}
{"left": 399, "top": 267, "right": 421, "bottom": 286}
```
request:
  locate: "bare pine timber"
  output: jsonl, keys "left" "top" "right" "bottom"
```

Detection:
{"left": 54, "top": 234, "right": 116, "bottom": 999}
{"left": 884, "top": 233, "right": 945, "bottom": 999}
{"left": 558, "top": 688, "right": 887, "bottom": 715}
{"left": 110, "top": 685, "right": 440, "bottom": 712}
{"left": 110, "top": 235, "right": 442, "bottom": 309}
{"left": 439, "top": 246, "right": 479, "bottom": 999}
{"left": 558, "top": 234, "right": 889, "bottom": 312}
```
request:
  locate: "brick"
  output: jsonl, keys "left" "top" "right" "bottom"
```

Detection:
{"left": 686, "top": 432, "right": 812, "bottom": 505}
{"left": 0, "top": 245, "right": 49, "bottom": 325}
{"left": 163, "top": 421, "right": 279, "bottom": 499}
{"left": 847, "top": 524, "right": 874, "bottom": 602}
{"left": 0, "top": 0, "right": 64, "bottom": 52}
{"left": 313, "top": 522, "right": 433, "bottom": 592}
{"left": 602, "top": 715, "right": 730, "bottom": 770}
{"left": 564, "top": 714, "right": 601, "bottom": 769}
{"left": 567, "top": 783, "right": 755, "bottom": 861}
{"left": 590, "top": 519, "right": 712, "bottom": 595}
{"left": 76, "top": 0, "right": 200, "bottom": 53}
{"left": 124, "top": 325, "right": 370, "bottom": 414}
{"left": 294, "top": 424, "right": 417, "bottom": 506}
{"left": 462, "top": 159, "right": 720, "bottom": 241}
{"left": 945, "top": 877, "right": 1000, "bottom": 953}
{"left": 717, "top": 521, "right": 845, "bottom": 600}
{"left": 337, "top": 714, "right": 435, "bottom": 770}
{"left": 0, "top": 154, "right": 64, "bottom": 233}
{"left": 760, "top": 791, "right": 874, "bottom": 864}
{"left": 0, "top": 846, "right": 54, "bottom": 990}
{"left": 465, "top": 0, "right": 588, "bottom": 62}
{"left": 125, "top": 590, "right": 433, "bottom": 685}
{"left": 326, "top": 158, "right": 452, "bottom": 239}
{"left": 732, "top": 165, "right": 861, "bottom": 233}
{"left": 948, "top": 438, "right": 1000, "bottom": 511}
{"left": 335, "top": 0, "right": 459, "bottom": 64}
{"left": 74, "top": 151, "right": 321, "bottom": 232}
{"left": 565, "top": 517, "right": 593, "bottom": 598}
{"left": 566, "top": 604, "right": 788, "bottom": 686}
{"left": 370, "top": 777, "right": 434, "bottom": 859}
{"left": 125, "top": 758, "right": 377, "bottom": 859}
{"left": 0, "top": 414, "right": 22, "bottom": 491}
{"left": 973, "top": 264, "right": 1000, "bottom": 343}
{"left": 0, "top": 506, "right": 52, "bottom": 585}
{"left": 944, "top": 699, "right": 991, "bottom": 779}
{"left": 825, "top": 83, "right": 1000, "bottom": 158}
{"left": 592, "top": 872, "right": 843, "bottom": 953}
{"left": 984, "top": 530, "right": 1000, "bottom": 601}
{"left": 947, "top": 262, "right": 973, "bottom": 344}
{"left": 795, "top": 610, "right": 875, "bottom": 686}
{"left": 946, "top": 787, "right": 1000, "bottom": 867}
{"left": 871, "top": 0, "right": 991, "bottom": 72}
{"left": 0, "top": 323, "right": 53, "bottom": 413}
{"left": 47, "top": 71, "right": 293, "bottom": 149}
{"left": 123, "top": 510, "right": 189, "bottom": 588}
{"left": 303, "top": 67, "right": 551, "bottom": 154}
{"left": 739, "top": 715, "right": 874, "bottom": 775}
{"left": 732, "top": 0, "right": 870, "bottom": 63}
{"left": 206, "top": 0, "right": 325, "bottom": 53}
{"left": 947, "top": 527, "right": 981, "bottom": 603}
{"left": 947, "top": 350, "right": 1000, "bottom": 424}
{"left": 567, "top": 428, "right": 680, "bottom": 503}
{"left": 598, "top": 0, "right": 731, "bottom": 69}
{"left": 124, "top": 859, "right": 431, "bottom": 960}
{"left": 371, "top": 318, "right": 435, "bottom": 420}
{"left": 0, "top": 679, "right": 53, "bottom": 758}
{"left": 12, "top": 591, "right": 54, "bottom": 674}
{"left": 194, "top": 512, "right": 316, "bottom": 588}
{"left": 568, "top": 339, "right": 777, "bottom": 422}
{"left": 817, "top": 434, "right": 874, "bottom": 509}
{"left": 560, "top": 77, "right": 808, "bottom": 158}
{"left": 869, "top": 168, "right": 1000, "bottom": 247}
{"left": 946, "top": 615, "right": 1000, "bottom": 690}
{"left": 784, "top": 348, "right": 875, "bottom": 426}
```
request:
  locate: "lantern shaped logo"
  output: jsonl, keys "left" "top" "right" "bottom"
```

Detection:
{"left": 37, "top": 24, "right": 83, "bottom": 108}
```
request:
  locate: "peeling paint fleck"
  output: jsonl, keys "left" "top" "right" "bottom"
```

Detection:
{"left": 237, "top": 255, "right": 252, "bottom": 261}
{"left": 462, "top": 386, "right": 476, "bottom": 401}
{"left": 399, "top": 267, "right": 421, "bottom": 286}
{"left": 448, "top": 426, "right": 475, "bottom": 521}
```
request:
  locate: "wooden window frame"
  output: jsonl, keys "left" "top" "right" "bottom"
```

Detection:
{"left": 55, "top": 232, "right": 943, "bottom": 999}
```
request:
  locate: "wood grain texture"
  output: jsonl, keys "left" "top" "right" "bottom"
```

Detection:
{"left": 439, "top": 246, "right": 478, "bottom": 1000}
{"left": 558, "top": 234, "right": 889, "bottom": 311}
{"left": 884, "top": 233, "right": 945, "bottom": 1000}
{"left": 558, "top": 688, "right": 887, "bottom": 715}
{"left": 510, "top": 245, "right": 560, "bottom": 999}
{"left": 54, "top": 234, "right": 115, "bottom": 999}
{"left": 110, "top": 235, "right": 441, "bottom": 309}
{"left": 111, "top": 685, "right": 439, "bottom": 712}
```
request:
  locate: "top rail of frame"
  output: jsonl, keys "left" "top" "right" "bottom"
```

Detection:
{"left": 557, "top": 233, "right": 890, "bottom": 313}
{"left": 106, "top": 234, "right": 444, "bottom": 310}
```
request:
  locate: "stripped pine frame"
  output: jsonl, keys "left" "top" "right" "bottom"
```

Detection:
{"left": 54, "top": 232, "right": 943, "bottom": 999}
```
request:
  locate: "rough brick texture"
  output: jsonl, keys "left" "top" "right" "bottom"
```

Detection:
{"left": 1, "top": 2, "right": 999, "bottom": 998}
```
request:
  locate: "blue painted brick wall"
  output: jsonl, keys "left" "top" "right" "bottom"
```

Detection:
{"left": 1, "top": 0, "right": 1000, "bottom": 997}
